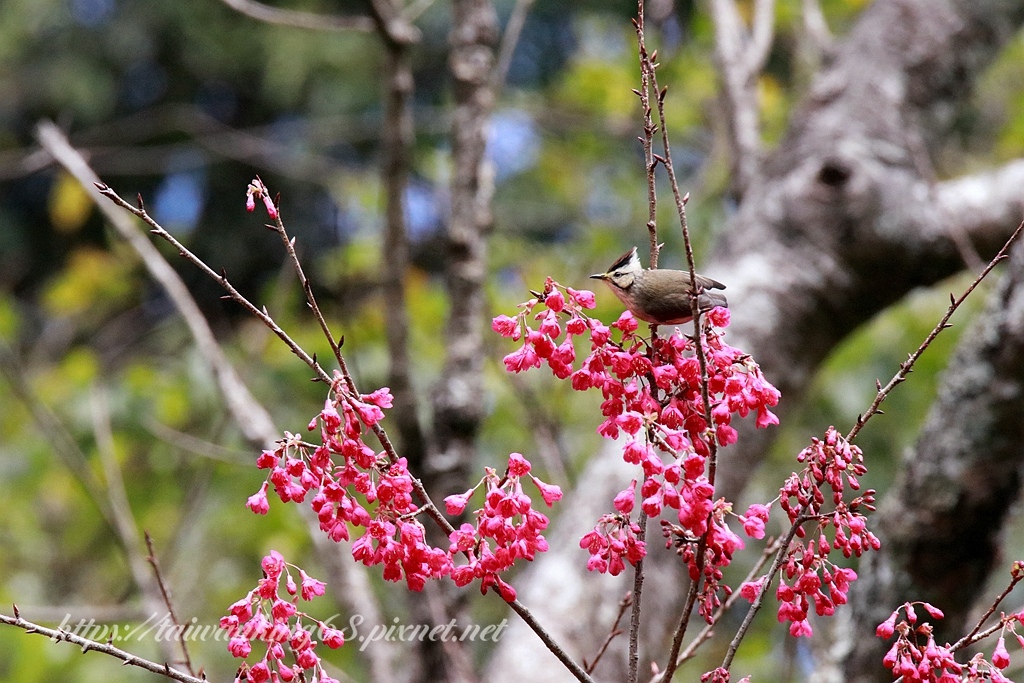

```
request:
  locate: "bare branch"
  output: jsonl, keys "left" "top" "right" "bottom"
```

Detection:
{"left": 846, "top": 218, "right": 1024, "bottom": 443}
{"left": 586, "top": 593, "right": 633, "bottom": 674}
{"left": 0, "top": 611, "right": 207, "bottom": 683}
{"left": 506, "top": 599, "right": 596, "bottom": 683}
{"left": 492, "top": 0, "right": 536, "bottom": 95}
{"left": 634, "top": 0, "right": 660, "bottom": 268}
{"left": 35, "top": 121, "right": 280, "bottom": 447}
{"left": 219, "top": 0, "right": 374, "bottom": 32}
{"left": 144, "top": 533, "right": 196, "bottom": 677}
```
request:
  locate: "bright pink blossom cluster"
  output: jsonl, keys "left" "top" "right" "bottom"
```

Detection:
{"left": 445, "top": 452, "right": 562, "bottom": 602}
{"left": 739, "top": 426, "right": 879, "bottom": 637}
{"left": 700, "top": 668, "right": 751, "bottom": 683}
{"left": 246, "top": 374, "right": 452, "bottom": 591}
{"left": 876, "top": 594, "right": 1024, "bottom": 683}
{"left": 494, "top": 278, "right": 780, "bottom": 593}
{"left": 220, "top": 551, "right": 343, "bottom": 683}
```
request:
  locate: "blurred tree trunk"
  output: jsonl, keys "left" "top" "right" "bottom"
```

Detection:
{"left": 486, "top": 0, "right": 1024, "bottom": 679}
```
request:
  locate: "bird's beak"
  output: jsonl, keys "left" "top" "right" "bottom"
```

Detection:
{"left": 589, "top": 273, "right": 607, "bottom": 280}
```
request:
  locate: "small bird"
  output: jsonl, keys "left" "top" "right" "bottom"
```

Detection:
{"left": 589, "top": 247, "right": 727, "bottom": 326}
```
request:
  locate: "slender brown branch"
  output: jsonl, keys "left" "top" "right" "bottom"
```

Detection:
{"left": 628, "top": 514, "right": 648, "bottom": 683}
{"left": 648, "top": 537, "right": 780, "bottom": 682}
{"left": 506, "top": 599, "right": 596, "bottom": 683}
{"left": 36, "top": 121, "right": 280, "bottom": 448}
{"left": 720, "top": 515, "right": 807, "bottom": 671}
{"left": 264, "top": 210, "right": 347, "bottom": 393}
{"left": 144, "top": 533, "right": 195, "bottom": 677}
{"left": 845, "top": 218, "right": 1024, "bottom": 443}
{"left": 94, "top": 182, "right": 456, "bottom": 538}
{"left": 586, "top": 593, "right": 633, "bottom": 674}
{"left": 951, "top": 570, "right": 1024, "bottom": 652}
{"left": 0, "top": 611, "right": 207, "bottom": 683}
{"left": 719, "top": 220, "right": 1024, "bottom": 672}
{"left": 96, "top": 183, "right": 331, "bottom": 384}
{"left": 678, "top": 536, "right": 780, "bottom": 662}
{"left": 644, "top": 25, "right": 721, "bottom": 680}
{"left": 219, "top": 0, "right": 374, "bottom": 32}
{"left": 634, "top": 0, "right": 660, "bottom": 269}
{"left": 661, "top": 533, "right": 708, "bottom": 682}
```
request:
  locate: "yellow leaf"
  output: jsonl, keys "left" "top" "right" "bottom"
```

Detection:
{"left": 48, "top": 171, "right": 93, "bottom": 233}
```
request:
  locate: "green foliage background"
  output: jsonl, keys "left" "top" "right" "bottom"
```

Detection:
{"left": 1, "top": 0, "right": 1023, "bottom": 680}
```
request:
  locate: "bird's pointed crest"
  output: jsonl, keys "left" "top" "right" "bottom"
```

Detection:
{"left": 610, "top": 247, "right": 640, "bottom": 273}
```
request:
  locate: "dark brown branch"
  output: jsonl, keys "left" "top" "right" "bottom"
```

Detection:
{"left": 506, "top": 599, "right": 596, "bottom": 683}
{"left": 634, "top": 0, "right": 660, "bottom": 269}
{"left": 0, "top": 611, "right": 207, "bottom": 683}
{"left": 846, "top": 219, "right": 1024, "bottom": 443}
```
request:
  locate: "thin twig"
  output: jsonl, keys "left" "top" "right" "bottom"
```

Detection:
{"left": 586, "top": 593, "right": 634, "bottom": 674}
{"left": 506, "top": 599, "right": 596, "bottom": 683}
{"left": 219, "top": 0, "right": 374, "bottom": 32}
{"left": 265, "top": 210, "right": 347, "bottom": 384}
{"left": 94, "top": 182, "right": 455, "bottom": 538}
{"left": 720, "top": 515, "right": 807, "bottom": 671}
{"left": 36, "top": 124, "right": 402, "bottom": 678}
{"left": 492, "top": 0, "right": 535, "bottom": 95}
{"left": 634, "top": 0, "right": 660, "bottom": 269}
{"left": 628, "top": 514, "right": 648, "bottom": 683}
{"left": 678, "top": 536, "right": 780, "bottom": 661}
{"left": 95, "top": 184, "right": 331, "bottom": 384}
{"left": 648, "top": 537, "right": 780, "bottom": 682}
{"left": 641, "top": 19, "right": 721, "bottom": 679}
{"left": 719, "top": 219, "right": 1024, "bottom": 671}
{"left": 36, "top": 121, "right": 279, "bottom": 448}
{"left": 846, "top": 218, "right": 1024, "bottom": 443}
{"left": 952, "top": 571, "right": 1023, "bottom": 651}
{"left": 144, "top": 533, "right": 195, "bottom": 677}
{"left": 0, "top": 610, "right": 207, "bottom": 683}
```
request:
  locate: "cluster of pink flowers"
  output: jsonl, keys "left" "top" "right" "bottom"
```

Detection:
{"left": 248, "top": 370, "right": 562, "bottom": 601}
{"left": 738, "top": 427, "right": 878, "bottom": 637}
{"left": 701, "top": 668, "right": 751, "bottom": 683}
{"left": 220, "top": 551, "right": 343, "bottom": 683}
{"left": 247, "top": 374, "right": 451, "bottom": 591}
{"left": 761, "top": 427, "right": 879, "bottom": 637}
{"left": 876, "top": 571, "right": 1024, "bottom": 683}
{"left": 494, "top": 278, "right": 780, "bottom": 601}
{"left": 445, "top": 452, "right": 562, "bottom": 602}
